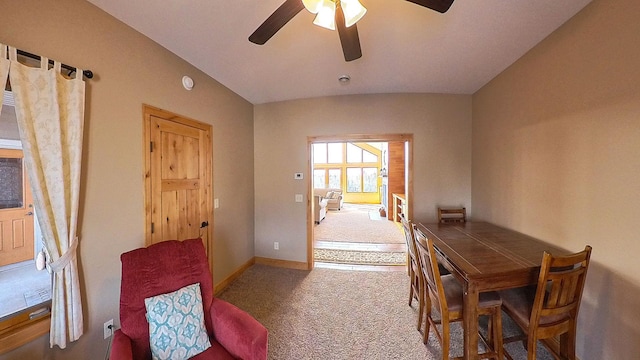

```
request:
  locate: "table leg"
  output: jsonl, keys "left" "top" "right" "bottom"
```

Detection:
{"left": 463, "top": 283, "right": 479, "bottom": 360}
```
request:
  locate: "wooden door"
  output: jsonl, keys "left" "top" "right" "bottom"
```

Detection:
{"left": 0, "top": 149, "right": 35, "bottom": 266}
{"left": 144, "top": 106, "right": 212, "bottom": 254}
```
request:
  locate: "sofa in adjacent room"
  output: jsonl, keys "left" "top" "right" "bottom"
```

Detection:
{"left": 313, "top": 188, "right": 344, "bottom": 211}
{"left": 314, "top": 194, "right": 328, "bottom": 224}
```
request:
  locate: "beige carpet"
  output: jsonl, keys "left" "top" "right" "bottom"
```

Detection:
{"left": 217, "top": 264, "right": 553, "bottom": 360}
{"left": 314, "top": 203, "right": 405, "bottom": 244}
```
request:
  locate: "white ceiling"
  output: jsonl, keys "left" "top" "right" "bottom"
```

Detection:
{"left": 87, "top": 0, "right": 593, "bottom": 105}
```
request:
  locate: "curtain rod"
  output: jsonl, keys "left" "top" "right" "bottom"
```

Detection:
{"left": 16, "top": 49, "right": 94, "bottom": 79}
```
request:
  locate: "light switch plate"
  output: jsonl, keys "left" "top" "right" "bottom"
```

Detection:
{"left": 295, "top": 194, "right": 303, "bottom": 202}
{"left": 294, "top": 173, "right": 303, "bottom": 180}
{"left": 214, "top": 198, "right": 219, "bottom": 209}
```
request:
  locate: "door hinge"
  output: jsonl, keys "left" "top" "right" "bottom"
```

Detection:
{"left": 150, "top": 141, "right": 154, "bottom": 152}
{"left": 151, "top": 222, "right": 155, "bottom": 234}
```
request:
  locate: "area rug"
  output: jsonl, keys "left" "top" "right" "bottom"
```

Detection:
{"left": 314, "top": 248, "right": 406, "bottom": 266}
{"left": 315, "top": 203, "right": 404, "bottom": 244}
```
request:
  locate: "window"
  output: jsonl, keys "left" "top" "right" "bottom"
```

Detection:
{"left": 314, "top": 142, "right": 343, "bottom": 164}
{"left": 313, "top": 143, "right": 327, "bottom": 164}
{"left": 347, "top": 167, "right": 378, "bottom": 193}
{"left": 314, "top": 142, "right": 382, "bottom": 201}
{"left": 313, "top": 169, "right": 326, "bottom": 189}
{"left": 328, "top": 169, "right": 341, "bottom": 189}
{"left": 314, "top": 168, "right": 341, "bottom": 189}
{"left": 0, "top": 90, "right": 52, "bottom": 353}
{"left": 362, "top": 150, "right": 377, "bottom": 163}
{"left": 346, "top": 168, "right": 361, "bottom": 192}
{"left": 327, "top": 143, "right": 343, "bottom": 163}
{"left": 346, "top": 143, "right": 362, "bottom": 163}
{"left": 363, "top": 167, "right": 378, "bottom": 192}
{"left": 346, "top": 143, "right": 377, "bottom": 164}
{"left": 0, "top": 156, "right": 23, "bottom": 209}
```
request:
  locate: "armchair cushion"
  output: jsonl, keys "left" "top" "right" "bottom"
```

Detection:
{"left": 144, "top": 283, "right": 211, "bottom": 359}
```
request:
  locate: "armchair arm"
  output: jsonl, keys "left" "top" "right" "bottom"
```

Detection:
{"left": 109, "top": 329, "right": 134, "bottom": 360}
{"left": 210, "top": 298, "right": 268, "bottom": 360}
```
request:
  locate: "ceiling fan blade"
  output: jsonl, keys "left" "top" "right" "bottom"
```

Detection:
{"left": 249, "top": 0, "right": 305, "bottom": 45}
{"left": 336, "top": 6, "right": 362, "bottom": 62}
{"left": 405, "top": 0, "right": 455, "bottom": 13}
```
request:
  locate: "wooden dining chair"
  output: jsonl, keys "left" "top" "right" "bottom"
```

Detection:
{"left": 413, "top": 226, "right": 504, "bottom": 360}
{"left": 499, "top": 245, "right": 592, "bottom": 360}
{"left": 438, "top": 207, "right": 466, "bottom": 223}
{"left": 400, "top": 214, "right": 425, "bottom": 331}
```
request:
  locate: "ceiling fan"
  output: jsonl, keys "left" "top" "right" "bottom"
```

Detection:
{"left": 249, "top": 0, "right": 455, "bottom": 62}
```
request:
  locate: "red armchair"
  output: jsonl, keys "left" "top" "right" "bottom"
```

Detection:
{"left": 110, "top": 239, "right": 268, "bottom": 360}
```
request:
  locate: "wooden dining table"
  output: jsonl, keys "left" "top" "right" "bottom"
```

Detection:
{"left": 415, "top": 221, "right": 571, "bottom": 360}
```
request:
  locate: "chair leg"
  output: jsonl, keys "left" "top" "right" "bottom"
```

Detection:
{"left": 560, "top": 329, "right": 577, "bottom": 360}
{"left": 408, "top": 269, "right": 415, "bottom": 307}
{"left": 492, "top": 308, "right": 504, "bottom": 360}
{"left": 527, "top": 335, "right": 537, "bottom": 360}
{"left": 441, "top": 321, "right": 450, "bottom": 360}
{"left": 417, "top": 283, "right": 424, "bottom": 331}
{"left": 422, "top": 304, "right": 432, "bottom": 344}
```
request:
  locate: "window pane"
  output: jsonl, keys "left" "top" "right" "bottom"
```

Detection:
{"left": 327, "top": 143, "right": 343, "bottom": 163}
{"left": 362, "top": 149, "right": 377, "bottom": 163}
{"left": 346, "top": 143, "right": 362, "bottom": 163}
{"left": 313, "top": 143, "right": 327, "bottom": 164}
{"left": 313, "top": 169, "right": 326, "bottom": 189}
{"left": 328, "top": 169, "right": 341, "bottom": 189}
{"left": 346, "top": 168, "right": 361, "bottom": 192}
{"left": 0, "top": 157, "right": 24, "bottom": 209}
{"left": 363, "top": 167, "right": 378, "bottom": 193}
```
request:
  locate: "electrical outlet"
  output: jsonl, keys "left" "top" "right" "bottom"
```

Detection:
{"left": 104, "top": 319, "right": 114, "bottom": 339}
{"left": 274, "top": 242, "right": 279, "bottom": 250}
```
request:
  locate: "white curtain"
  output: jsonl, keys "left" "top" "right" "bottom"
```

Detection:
{"left": 7, "top": 46, "right": 85, "bottom": 348}
{"left": 0, "top": 45, "right": 8, "bottom": 108}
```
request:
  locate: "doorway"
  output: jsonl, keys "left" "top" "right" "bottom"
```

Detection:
{"left": 306, "top": 134, "right": 413, "bottom": 270}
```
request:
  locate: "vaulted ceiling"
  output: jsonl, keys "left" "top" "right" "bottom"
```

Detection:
{"left": 87, "top": 0, "right": 593, "bottom": 104}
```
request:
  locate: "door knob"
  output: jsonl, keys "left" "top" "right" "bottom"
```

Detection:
{"left": 26, "top": 211, "right": 34, "bottom": 216}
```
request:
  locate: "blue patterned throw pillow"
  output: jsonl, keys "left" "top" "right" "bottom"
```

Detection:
{"left": 145, "top": 283, "right": 211, "bottom": 360}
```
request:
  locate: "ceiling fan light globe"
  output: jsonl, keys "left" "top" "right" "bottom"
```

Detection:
{"left": 341, "top": 0, "right": 367, "bottom": 27}
{"left": 302, "top": 0, "right": 323, "bottom": 14}
{"left": 313, "top": 1, "right": 336, "bottom": 30}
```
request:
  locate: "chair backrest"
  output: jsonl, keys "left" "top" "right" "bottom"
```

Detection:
{"left": 413, "top": 226, "right": 447, "bottom": 313}
{"left": 438, "top": 207, "right": 466, "bottom": 223}
{"left": 400, "top": 214, "right": 418, "bottom": 262}
{"left": 530, "top": 245, "right": 592, "bottom": 337}
{"left": 119, "top": 239, "right": 213, "bottom": 359}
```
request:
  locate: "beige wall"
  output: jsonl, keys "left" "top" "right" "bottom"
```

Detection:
{"left": 0, "top": 0, "right": 255, "bottom": 359}
{"left": 254, "top": 94, "right": 472, "bottom": 262}
{"left": 472, "top": 0, "right": 640, "bottom": 358}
